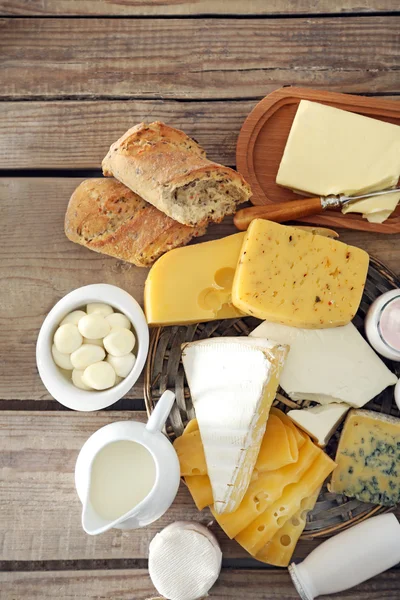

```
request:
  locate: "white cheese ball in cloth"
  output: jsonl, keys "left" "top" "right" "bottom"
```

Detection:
{"left": 148, "top": 522, "right": 222, "bottom": 600}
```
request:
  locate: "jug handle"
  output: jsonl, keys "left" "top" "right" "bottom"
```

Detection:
{"left": 146, "top": 390, "right": 176, "bottom": 434}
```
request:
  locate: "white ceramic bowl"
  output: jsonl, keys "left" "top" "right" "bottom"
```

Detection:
{"left": 36, "top": 284, "right": 149, "bottom": 411}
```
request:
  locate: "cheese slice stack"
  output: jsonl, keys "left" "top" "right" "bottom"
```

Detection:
{"left": 181, "top": 337, "right": 288, "bottom": 514}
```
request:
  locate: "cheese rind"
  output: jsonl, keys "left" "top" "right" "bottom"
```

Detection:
{"left": 330, "top": 409, "right": 400, "bottom": 506}
{"left": 182, "top": 337, "right": 288, "bottom": 514}
{"left": 288, "top": 403, "right": 350, "bottom": 447}
{"left": 144, "top": 233, "right": 245, "bottom": 326}
{"left": 251, "top": 321, "right": 397, "bottom": 408}
{"left": 232, "top": 219, "right": 369, "bottom": 328}
{"left": 276, "top": 100, "right": 400, "bottom": 198}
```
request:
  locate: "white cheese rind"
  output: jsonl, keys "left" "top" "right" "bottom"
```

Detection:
{"left": 276, "top": 100, "right": 400, "bottom": 197}
{"left": 182, "top": 337, "right": 288, "bottom": 514}
{"left": 251, "top": 321, "right": 397, "bottom": 408}
{"left": 288, "top": 403, "right": 350, "bottom": 447}
{"left": 148, "top": 522, "right": 222, "bottom": 600}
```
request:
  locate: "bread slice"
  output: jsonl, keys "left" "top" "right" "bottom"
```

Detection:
{"left": 102, "top": 121, "right": 252, "bottom": 227}
{"left": 65, "top": 178, "right": 207, "bottom": 267}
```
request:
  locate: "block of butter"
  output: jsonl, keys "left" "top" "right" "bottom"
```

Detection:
{"left": 232, "top": 219, "right": 369, "bottom": 328}
{"left": 276, "top": 100, "right": 400, "bottom": 222}
{"left": 144, "top": 233, "right": 245, "bottom": 326}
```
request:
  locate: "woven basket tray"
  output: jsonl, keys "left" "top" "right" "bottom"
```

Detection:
{"left": 144, "top": 256, "right": 400, "bottom": 539}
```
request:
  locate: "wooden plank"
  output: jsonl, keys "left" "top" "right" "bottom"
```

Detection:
{"left": 1, "top": 18, "right": 399, "bottom": 99}
{"left": 0, "top": 410, "right": 323, "bottom": 561}
{"left": 2, "top": 97, "right": 400, "bottom": 170}
{"left": 1, "top": 177, "right": 400, "bottom": 402}
{"left": 0, "top": 100, "right": 253, "bottom": 169}
{"left": 2, "top": 569, "right": 400, "bottom": 600}
{"left": 1, "top": 1, "right": 398, "bottom": 16}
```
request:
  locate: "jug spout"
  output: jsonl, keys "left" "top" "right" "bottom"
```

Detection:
{"left": 82, "top": 495, "right": 140, "bottom": 535}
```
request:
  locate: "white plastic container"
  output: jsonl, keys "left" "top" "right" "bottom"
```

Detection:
{"left": 365, "top": 289, "right": 400, "bottom": 361}
{"left": 289, "top": 513, "right": 400, "bottom": 600}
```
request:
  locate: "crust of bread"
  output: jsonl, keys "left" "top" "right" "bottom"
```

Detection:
{"left": 102, "top": 121, "right": 251, "bottom": 226}
{"left": 64, "top": 178, "right": 207, "bottom": 267}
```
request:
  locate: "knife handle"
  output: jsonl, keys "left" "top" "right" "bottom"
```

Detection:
{"left": 234, "top": 197, "right": 324, "bottom": 231}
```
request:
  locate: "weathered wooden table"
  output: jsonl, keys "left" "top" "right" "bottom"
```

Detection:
{"left": 1, "top": 2, "right": 399, "bottom": 598}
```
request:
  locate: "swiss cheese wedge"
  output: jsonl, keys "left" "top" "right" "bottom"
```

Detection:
{"left": 254, "top": 414, "right": 298, "bottom": 472}
{"left": 182, "top": 337, "right": 288, "bottom": 514}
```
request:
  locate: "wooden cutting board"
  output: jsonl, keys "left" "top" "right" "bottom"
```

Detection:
{"left": 236, "top": 87, "right": 400, "bottom": 233}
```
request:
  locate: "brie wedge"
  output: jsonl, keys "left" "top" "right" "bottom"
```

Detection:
{"left": 288, "top": 403, "right": 350, "bottom": 447}
{"left": 251, "top": 321, "right": 397, "bottom": 408}
{"left": 182, "top": 337, "right": 288, "bottom": 514}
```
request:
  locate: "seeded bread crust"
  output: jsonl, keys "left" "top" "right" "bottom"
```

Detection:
{"left": 102, "top": 121, "right": 252, "bottom": 227}
{"left": 65, "top": 178, "right": 207, "bottom": 267}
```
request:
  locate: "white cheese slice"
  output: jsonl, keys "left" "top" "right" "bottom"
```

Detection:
{"left": 148, "top": 522, "right": 222, "bottom": 600}
{"left": 182, "top": 337, "right": 288, "bottom": 514}
{"left": 342, "top": 191, "right": 400, "bottom": 224}
{"left": 287, "top": 403, "right": 350, "bottom": 447}
{"left": 250, "top": 322, "right": 397, "bottom": 408}
{"left": 276, "top": 100, "right": 400, "bottom": 197}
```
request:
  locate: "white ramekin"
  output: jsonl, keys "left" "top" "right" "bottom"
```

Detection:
{"left": 36, "top": 284, "right": 149, "bottom": 411}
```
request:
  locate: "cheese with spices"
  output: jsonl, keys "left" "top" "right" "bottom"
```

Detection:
{"left": 232, "top": 219, "right": 369, "bottom": 328}
{"left": 330, "top": 409, "right": 400, "bottom": 506}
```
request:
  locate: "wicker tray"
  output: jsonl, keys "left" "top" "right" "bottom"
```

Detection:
{"left": 144, "top": 256, "right": 400, "bottom": 539}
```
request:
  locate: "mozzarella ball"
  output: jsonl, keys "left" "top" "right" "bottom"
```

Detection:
{"left": 60, "top": 310, "right": 87, "bottom": 326}
{"left": 83, "top": 361, "right": 116, "bottom": 390}
{"left": 114, "top": 375, "right": 123, "bottom": 386}
{"left": 54, "top": 324, "right": 82, "bottom": 354}
{"left": 107, "top": 352, "right": 136, "bottom": 378}
{"left": 106, "top": 312, "right": 131, "bottom": 330}
{"left": 103, "top": 327, "right": 136, "bottom": 357}
{"left": 86, "top": 303, "right": 114, "bottom": 317}
{"left": 71, "top": 344, "right": 106, "bottom": 370}
{"left": 78, "top": 314, "right": 110, "bottom": 340}
{"left": 52, "top": 344, "right": 73, "bottom": 370}
{"left": 72, "top": 369, "right": 93, "bottom": 390}
{"left": 83, "top": 337, "right": 104, "bottom": 347}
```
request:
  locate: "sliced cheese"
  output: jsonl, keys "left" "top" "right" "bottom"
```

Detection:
{"left": 144, "top": 233, "right": 245, "bottom": 326}
{"left": 342, "top": 191, "right": 400, "bottom": 224}
{"left": 276, "top": 100, "right": 400, "bottom": 197}
{"left": 255, "top": 486, "right": 321, "bottom": 567}
{"left": 271, "top": 407, "right": 307, "bottom": 448}
{"left": 254, "top": 413, "right": 298, "bottom": 473}
{"left": 174, "top": 430, "right": 207, "bottom": 476}
{"left": 235, "top": 451, "right": 336, "bottom": 555}
{"left": 182, "top": 337, "right": 288, "bottom": 514}
{"left": 288, "top": 403, "right": 350, "bottom": 447}
{"left": 330, "top": 409, "right": 400, "bottom": 506}
{"left": 251, "top": 321, "right": 397, "bottom": 408}
{"left": 184, "top": 474, "right": 213, "bottom": 511}
{"left": 183, "top": 419, "right": 199, "bottom": 435}
{"left": 232, "top": 219, "right": 369, "bottom": 328}
{"left": 213, "top": 437, "right": 319, "bottom": 538}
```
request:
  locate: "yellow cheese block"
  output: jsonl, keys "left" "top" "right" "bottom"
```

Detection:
{"left": 271, "top": 407, "right": 307, "bottom": 449}
{"left": 232, "top": 220, "right": 369, "bottom": 328}
{"left": 330, "top": 409, "right": 400, "bottom": 506}
{"left": 255, "top": 486, "right": 321, "bottom": 567}
{"left": 235, "top": 451, "right": 336, "bottom": 555}
{"left": 144, "top": 233, "right": 245, "bottom": 326}
{"left": 184, "top": 474, "right": 213, "bottom": 511}
{"left": 254, "top": 413, "right": 298, "bottom": 473}
{"left": 213, "top": 437, "right": 319, "bottom": 539}
{"left": 173, "top": 430, "right": 207, "bottom": 476}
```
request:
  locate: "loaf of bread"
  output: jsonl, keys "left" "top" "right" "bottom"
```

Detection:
{"left": 65, "top": 178, "right": 207, "bottom": 267}
{"left": 102, "top": 121, "right": 252, "bottom": 227}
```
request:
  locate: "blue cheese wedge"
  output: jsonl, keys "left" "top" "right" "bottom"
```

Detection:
{"left": 181, "top": 337, "right": 288, "bottom": 514}
{"left": 330, "top": 409, "right": 400, "bottom": 506}
{"left": 251, "top": 321, "right": 397, "bottom": 408}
